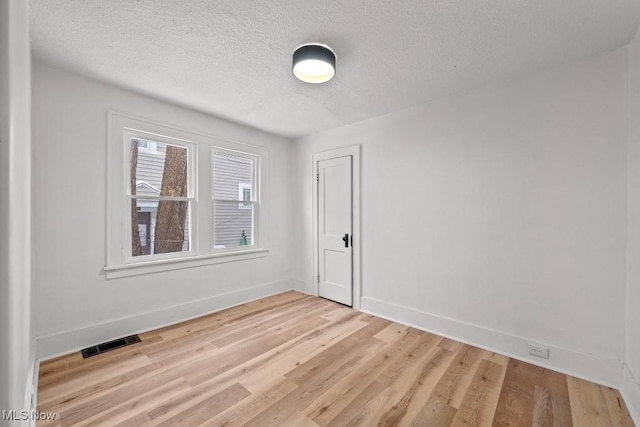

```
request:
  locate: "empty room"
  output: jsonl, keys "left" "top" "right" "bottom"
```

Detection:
{"left": 3, "top": 0, "right": 640, "bottom": 425}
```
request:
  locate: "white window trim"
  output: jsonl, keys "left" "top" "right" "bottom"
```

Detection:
{"left": 106, "top": 111, "right": 269, "bottom": 279}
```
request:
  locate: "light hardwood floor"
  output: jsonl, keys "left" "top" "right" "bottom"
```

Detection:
{"left": 37, "top": 291, "right": 634, "bottom": 426}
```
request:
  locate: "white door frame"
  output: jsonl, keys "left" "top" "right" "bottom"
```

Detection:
{"left": 312, "top": 145, "right": 361, "bottom": 309}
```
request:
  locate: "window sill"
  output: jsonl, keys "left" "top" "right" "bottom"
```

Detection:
{"left": 104, "top": 248, "right": 269, "bottom": 279}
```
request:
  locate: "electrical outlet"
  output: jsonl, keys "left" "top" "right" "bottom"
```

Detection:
{"left": 527, "top": 342, "right": 549, "bottom": 359}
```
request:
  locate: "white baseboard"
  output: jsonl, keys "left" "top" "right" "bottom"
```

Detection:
{"left": 291, "top": 278, "right": 312, "bottom": 295}
{"left": 360, "top": 296, "right": 622, "bottom": 388}
{"left": 36, "top": 279, "right": 293, "bottom": 361}
{"left": 622, "top": 364, "right": 640, "bottom": 425}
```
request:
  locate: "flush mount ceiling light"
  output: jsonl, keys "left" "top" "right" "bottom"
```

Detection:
{"left": 292, "top": 43, "right": 336, "bottom": 84}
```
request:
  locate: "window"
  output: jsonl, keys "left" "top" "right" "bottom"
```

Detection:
{"left": 129, "top": 138, "right": 193, "bottom": 260}
{"left": 212, "top": 151, "right": 258, "bottom": 249}
{"left": 106, "top": 112, "right": 268, "bottom": 278}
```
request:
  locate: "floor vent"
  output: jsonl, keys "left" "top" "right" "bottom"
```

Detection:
{"left": 80, "top": 334, "right": 141, "bottom": 359}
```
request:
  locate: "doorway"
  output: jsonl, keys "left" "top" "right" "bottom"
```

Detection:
{"left": 312, "top": 145, "right": 361, "bottom": 309}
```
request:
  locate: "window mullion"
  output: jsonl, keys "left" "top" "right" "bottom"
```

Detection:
{"left": 211, "top": 199, "right": 257, "bottom": 205}
{"left": 131, "top": 195, "right": 194, "bottom": 202}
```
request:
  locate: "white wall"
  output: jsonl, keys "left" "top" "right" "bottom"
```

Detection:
{"left": 32, "top": 63, "right": 294, "bottom": 359}
{"left": 292, "top": 48, "right": 629, "bottom": 386}
{"left": 625, "top": 29, "right": 640, "bottom": 424}
{"left": 0, "top": 0, "right": 34, "bottom": 419}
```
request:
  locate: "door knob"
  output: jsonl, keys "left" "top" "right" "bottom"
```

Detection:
{"left": 342, "top": 233, "right": 349, "bottom": 248}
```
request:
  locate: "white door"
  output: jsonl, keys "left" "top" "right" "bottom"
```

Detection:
{"left": 318, "top": 156, "right": 352, "bottom": 306}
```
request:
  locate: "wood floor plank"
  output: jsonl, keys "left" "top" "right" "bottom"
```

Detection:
{"left": 202, "top": 377, "right": 298, "bottom": 427}
{"left": 377, "top": 346, "right": 454, "bottom": 426}
{"left": 601, "top": 387, "right": 635, "bottom": 426}
{"left": 145, "top": 310, "right": 361, "bottom": 421}
{"left": 38, "top": 338, "right": 222, "bottom": 415}
{"left": 374, "top": 332, "right": 441, "bottom": 388}
{"left": 305, "top": 327, "right": 423, "bottom": 425}
{"left": 532, "top": 384, "right": 555, "bottom": 426}
{"left": 373, "top": 322, "right": 410, "bottom": 343}
{"left": 534, "top": 371, "right": 573, "bottom": 427}
{"left": 284, "top": 315, "right": 390, "bottom": 385}
{"left": 492, "top": 359, "right": 574, "bottom": 427}
{"left": 567, "top": 376, "right": 618, "bottom": 426}
{"left": 492, "top": 359, "right": 539, "bottom": 426}
{"left": 210, "top": 297, "right": 328, "bottom": 348}
{"left": 482, "top": 351, "right": 510, "bottom": 367}
{"left": 38, "top": 354, "right": 151, "bottom": 407}
{"left": 238, "top": 316, "right": 372, "bottom": 392}
{"left": 38, "top": 335, "right": 165, "bottom": 388}
{"left": 74, "top": 378, "right": 191, "bottom": 427}
{"left": 241, "top": 318, "right": 391, "bottom": 426}
{"left": 57, "top": 368, "right": 179, "bottom": 426}
{"left": 320, "top": 305, "right": 356, "bottom": 322}
{"left": 39, "top": 294, "right": 321, "bottom": 411}
{"left": 281, "top": 413, "right": 321, "bottom": 427}
{"left": 324, "top": 332, "right": 449, "bottom": 426}
{"left": 544, "top": 365, "right": 572, "bottom": 423}
{"left": 143, "top": 375, "right": 236, "bottom": 424}
{"left": 183, "top": 331, "right": 285, "bottom": 386}
{"left": 421, "top": 344, "right": 484, "bottom": 412}
{"left": 39, "top": 349, "right": 150, "bottom": 387}
{"left": 37, "top": 292, "right": 635, "bottom": 426}
{"left": 396, "top": 349, "right": 458, "bottom": 426}
{"left": 113, "top": 412, "right": 153, "bottom": 427}
{"left": 439, "top": 338, "right": 465, "bottom": 353}
{"left": 411, "top": 398, "right": 458, "bottom": 427}
{"left": 323, "top": 379, "right": 390, "bottom": 427}
{"left": 153, "top": 291, "right": 310, "bottom": 342}
{"left": 449, "top": 359, "right": 507, "bottom": 427}
{"left": 155, "top": 382, "right": 250, "bottom": 427}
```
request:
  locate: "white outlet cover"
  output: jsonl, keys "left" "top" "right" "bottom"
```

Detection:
{"left": 527, "top": 342, "right": 550, "bottom": 359}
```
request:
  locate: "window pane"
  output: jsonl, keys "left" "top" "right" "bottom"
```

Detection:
{"left": 212, "top": 152, "right": 253, "bottom": 200}
{"left": 131, "top": 138, "right": 188, "bottom": 198}
{"left": 131, "top": 199, "right": 190, "bottom": 256}
{"left": 213, "top": 201, "right": 254, "bottom": 248}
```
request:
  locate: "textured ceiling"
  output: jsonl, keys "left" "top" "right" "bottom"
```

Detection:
{"left": 30, "top": 0, "right": 640, "bottom": 138}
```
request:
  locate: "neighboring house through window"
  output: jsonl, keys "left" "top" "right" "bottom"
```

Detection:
{"left": 212, "top": 152, "right": 257, "bottom": 248}
{"left": 137, "top": 139, "right": 157, "bottom": 153}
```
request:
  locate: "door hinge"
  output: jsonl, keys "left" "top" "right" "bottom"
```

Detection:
{"left": 316, "top": 173, "right": 319, "bottom": 183}
{"left": 317, "top": 273, "right": 320, "bottom": 283}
